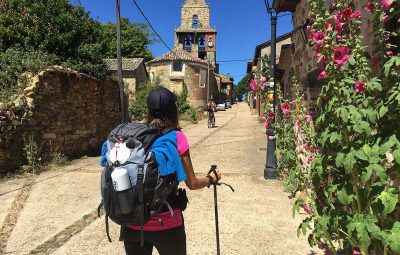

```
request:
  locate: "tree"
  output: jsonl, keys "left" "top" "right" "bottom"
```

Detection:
{"left": 0, "top": 0, "right": 107, "bottom": 79}
{"left": 101, "top": 18, "right": 154, "bottom": 60}
{"left": 234, "top": 73, "right": 250, "bottom": 101}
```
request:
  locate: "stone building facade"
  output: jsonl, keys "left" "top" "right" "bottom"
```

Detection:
{"left": 0, "top": 67, "right": 122, "bottom": 171}
{"left": 104, "top": 58, "right": 148, "bottom": 98}
{"left": 175, "top": 0, "right": 217, "bottom": 67}
{"left": 147, "top": 48, "right": 218, "bottom": 108}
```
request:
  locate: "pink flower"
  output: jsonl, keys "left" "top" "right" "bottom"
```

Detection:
{"left": 352, "top": 247, "right": 362, "bottom": 255}
{"left": 365, "top": 2, "right": 374, "bottom": 12}
{"left": 351, "top": 11, "right": 361, "bottom": 19}
{"left": 381, "top": 0, "right": 393, "bottom": 11}
{"left": 318, "top": 70, "right": 328, "bottom": 80}
{"left": 268, "top": 135, "right": 275, "bottom": 141}
{"left": 382, "top": 15, "right": 389, "bottom": 23}
{"left": 294, "top": 119, "right": 301, "bottom": 126}
{"left": 306, "top": 25, "right": 313, "bottom": 31}
{"left": 354, "top": 81, "right": 366, "bottom": 93}
{"left": 250, "top": 79, "right": 257, "bottom": 91}
{"left": 258, "top": 81, "right": 265, "bottom": 90}
{"left": 341, "top": 8, "right": 353, "bottom": 19}
{"left": 264, "top": 121, "right": 269, "bottom": 129}
{"left": 333, "top": 12, "right": 343, "bottom": 32}
{"left": 300, "top": 204, "right": 313, "bottom": 215}
{"left": 312, "top": 31, "right": 326, "bottom": 46}
{"left": 268, "top": 112, "right": 275, "bottom": 120}
{"left": 333, "top": 46, "right": 350, "bottom": 69}
{"left": 386, "top": 51, "right": 394, "bottom": 57}
{"left": 324, "top": 21, "right": 332, "bottom": 30}
{"left": 307, "top": 156, "right": 314, "bottom": 164}
{"left": 305, "top": 113, "right": 312, "bottom": 122}
{"left": 260, "top": 77, "right": 267, "bottom": 82}
{"left": 281, "top": 102, "right": 291, "bottom": 115}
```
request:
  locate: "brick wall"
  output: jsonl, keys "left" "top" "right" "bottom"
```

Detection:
{"left": 0, "top": 67, "right": 122, "bottom": 172}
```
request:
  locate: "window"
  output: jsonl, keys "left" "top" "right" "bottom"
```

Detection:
{"left": 198, "top": 36, "right": 206, "bottom": 48}
{"left": 184, "top": 36, "right": 192, "bottom": 51}
{"left": 192, "top": 15, "right": 199, "bottom": 29}
{"left": 150, "top": 71, "right": 157, "bottom": 83}
{"left": 172, "top": 60, "right": 183, "bottom": 72}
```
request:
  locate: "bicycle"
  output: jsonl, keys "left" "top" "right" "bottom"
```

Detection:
{"left": 208, "top": 110, "right": 215, "bottom": 128}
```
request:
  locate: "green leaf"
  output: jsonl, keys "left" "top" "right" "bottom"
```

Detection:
{"left": 343, "top": 152, "right": 356, "bottom": 172}
{"left": 363, "top": 144, "right": 372, "bottom": 156}
{"left": 379, "top": 106, "right": 389, "bottom": 118}
{"left": 347, "top": 215, "right": 375, "bottom": 252}
{"left": 361, "top": 166, "right": 373, "bottom": 183}
{"left": 336, "top": 152, "right": 345, "bottom": 167}
{"left": 373, "top": 188, "right": 398, "bottom": 216}
{"left": 393, "top": 149, "right": 400, "bottom": 164}
{"left": 337, "top": 187, "right": 353, "bottom": 205}
{"left": 387, "top": 222, "right": 400, "bottom": 253}
{"left": 380, "top": 135, "right": 399, "bottom": 154}
{"left": 354, "top": 149, "right": 368, "bottom": 161}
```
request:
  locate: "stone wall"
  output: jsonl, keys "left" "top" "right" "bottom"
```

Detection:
{"left": 0, "top": 67, "right": 122, "bottom": 172}
{"left": 180, "top": 0, "right": 210, "bottom": 29}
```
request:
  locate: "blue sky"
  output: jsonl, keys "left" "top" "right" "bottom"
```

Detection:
{"left": 75, "top": 0, "right": 293, "bottom": 83}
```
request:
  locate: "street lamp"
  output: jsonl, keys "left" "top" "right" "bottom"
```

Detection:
{"left": 264, "top": 0, "right": 277, "bottom": 179}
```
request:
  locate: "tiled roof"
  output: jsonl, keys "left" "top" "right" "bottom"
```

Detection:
{"left": 147, "top": 48, "right": 209, "bottom": 65}
{"left": 103, "top": 58, "right": 144, "bottom": 71}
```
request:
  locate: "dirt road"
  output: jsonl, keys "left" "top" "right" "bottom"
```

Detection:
{"left": 0, "top": 103, "right": 319, "bottom": 254}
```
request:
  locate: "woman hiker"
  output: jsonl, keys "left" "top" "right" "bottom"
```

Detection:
{"left": 122, "top": 87, "right": 221, "bottom": 255}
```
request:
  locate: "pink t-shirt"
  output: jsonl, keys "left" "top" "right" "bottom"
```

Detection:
{"left": 129, "top": 131, "right": 189, "bottom": 231}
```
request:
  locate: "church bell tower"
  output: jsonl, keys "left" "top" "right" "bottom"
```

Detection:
{"left": 175, "top": 0, "right": 217, "bottom": 67}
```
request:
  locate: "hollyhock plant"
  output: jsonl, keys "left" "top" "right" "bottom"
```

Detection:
{"left": 386, "top": 51, "right": 394, "bottom": 57}
{"left": 382, "top": 15, "right": 389, "bottom": 23}
{"left": 307, "top": 156, "right": 314, "bottom": 164}
{"left": 300, "top": 204, "right": 313, "bottom": 215}
{"left": 312, "top": 31, "right": 326, "bottom": 46}
{"left": 281, "top": 102, "right": 291, "bottom": 115}
{"left": 333, "top": 12, "right": 343, "bottom": 33}
{"left": 333, "top": 46, "right": 350, "bottom": 69}
{"left": 268, "top": 112, "right": 275, "bottom": 120}
{"left": 381, "top": 0, "right": 393, "bottom": 11}
{"left": 351, "top": 11, "right": 361, "bottom": 19}
{"left": 250, "top": 79, "right": 257, "bottom": 91}
{"left": 352, "top": 247, "right": 361, "bottom": 255}
{"left": 365, "top": 2, "right": 374, "bottom": 12}
{"left": 264, "top": 121, "right": 269, "bottom": 129}
{"left": 318, "top": 70, "right": 328, "bottom": 80}
{"left": 341, "top": 8, "right": 353, "bottom": 19}
{"left": 305, "top": 113, "right": 312, "bottom": 122}
{"left": 354, "top": 81, "right": 366, "bottom": 93}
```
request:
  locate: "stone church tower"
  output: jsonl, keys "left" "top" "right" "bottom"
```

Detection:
{"left": 175, "top": 0, "right": 217, "bottom": 67}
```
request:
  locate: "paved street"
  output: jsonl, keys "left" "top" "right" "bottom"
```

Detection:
{"left": 0, "top": 103, "right": 320, "bottom": 255}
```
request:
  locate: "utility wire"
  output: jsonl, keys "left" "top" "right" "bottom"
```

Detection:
{"left": 131, "top": 0, "right": 173, "bottom": 52}
{"left": 218, "top": 59, "right": 252, "bottom": 63}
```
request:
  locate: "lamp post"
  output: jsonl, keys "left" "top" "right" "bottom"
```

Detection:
{"left": 116, "top": 0, "right": 125, "bottom": 122}
{"left": 264, "top": 0, "right": 277, "bottom": 179}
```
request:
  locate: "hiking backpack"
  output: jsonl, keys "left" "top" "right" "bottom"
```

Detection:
{"left": 98, "top": 123, "right": 178, "bottom": 243}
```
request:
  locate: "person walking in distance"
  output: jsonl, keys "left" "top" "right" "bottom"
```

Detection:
{"left": 122, "top": 87, "right": 221, "bottom": 255}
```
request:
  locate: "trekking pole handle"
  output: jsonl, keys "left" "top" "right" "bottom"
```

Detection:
{"left": 208, "top": 165, "right": 235, "bottom": 192}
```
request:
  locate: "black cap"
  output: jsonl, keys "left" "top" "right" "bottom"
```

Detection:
{"left": 147, "top": 87, "right": 177, "bottom": 118}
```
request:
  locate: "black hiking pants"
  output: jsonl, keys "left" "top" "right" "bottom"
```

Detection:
{"left": 122, "top": 225, "right": 187, "bottom": 255}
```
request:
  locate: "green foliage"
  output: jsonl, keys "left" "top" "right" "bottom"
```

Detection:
{"left": 101, "top": 18, "right": 154, "bottom": 60}
{"left": 22, "top": 134, "right": 43, "bottom": 174}
{"left": 289, "top": 1, "right": 400, "bottom": 254}
{"left": 234, "top": 73, "right": 250, "bottom": 101}
{"left": 129, "top": 81, "right": 161, "bottom": 118}
{"left": 0, "top": 0, "right": 154, "bottom": 102}
{"left": 50, "top": 152, "right": 69, "bottom": 167}
{"left": 0, "top": 48, "right": 59, "bottom": 102}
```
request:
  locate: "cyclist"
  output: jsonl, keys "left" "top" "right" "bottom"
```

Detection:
{"left": 207, "top": 99, "right": 216, "bottom": 128}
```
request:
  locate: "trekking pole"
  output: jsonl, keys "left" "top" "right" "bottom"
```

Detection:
{"left": 208, "top": 165, "right": 235, "bottom": 255}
